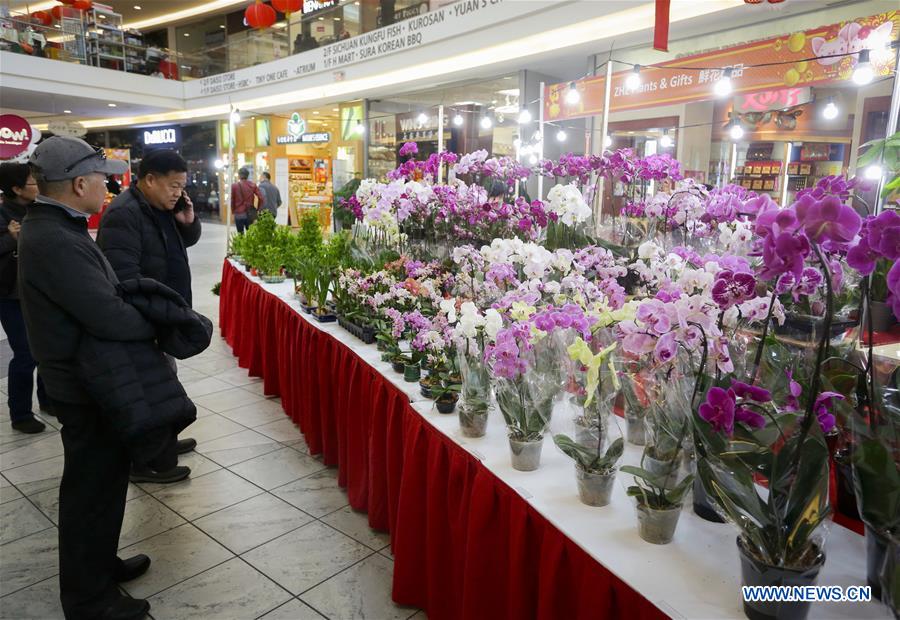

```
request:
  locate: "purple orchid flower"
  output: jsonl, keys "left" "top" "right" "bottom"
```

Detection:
{"left": 813, "top": 391, "right": 843, "bottom": 434}
{"left": 699, "top": 387, "right": 736, "bottom": 435}
{"left": 731, "top": 380, "right": 772, "bottom": 403}
{"left": 711, "top": 269, "right": 757, "bottom": 310}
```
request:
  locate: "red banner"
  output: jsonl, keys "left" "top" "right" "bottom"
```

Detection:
{"left": 0, "top": 115, "right": 36, "bottom": 161}
{"left": 545, "top": 10, "right": 898, "bottom": 122}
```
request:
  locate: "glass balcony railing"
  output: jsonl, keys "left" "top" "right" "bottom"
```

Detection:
{"left": 0, "top": 0, "right": 455, "bottom": 82}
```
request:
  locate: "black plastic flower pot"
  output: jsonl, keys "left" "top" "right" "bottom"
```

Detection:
{"left": 436, "top": 397, "right": 457, "bottom": 414}
{"left": 419, "top": 382, "right": 434, "bottom": 399}
{"left": 360, "top": 326, "right": 376, "bottom": 344}
{"left": 866, "top": 526, "right": 888, "bottom": 600}
{"left": 391, "top": 361, "right": 405, "bottom": 374}
{"left": 737, "top": 538, "right": 825, "bottom": 620}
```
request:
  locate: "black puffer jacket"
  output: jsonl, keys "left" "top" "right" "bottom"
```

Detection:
{"left": 98, "top": 186, "right": 201, "bottom": 305}
{"left": 77, "top": 278, "right": 212, "bottom": 465}
{"left": 0, "top": 198, "right": 27, "bottom": 299}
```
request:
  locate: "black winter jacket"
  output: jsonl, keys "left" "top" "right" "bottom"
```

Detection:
{"left": 98, "top": 186, "right": 201, "bottom": 305}
{"left": 77, "top": 279, "right": 212, "bottom": 465}
{"left": 0, "top": 198, "right": 27, "bottom": 299}
{"left": 18, "top": 201, "right": 157, "bottom": 404}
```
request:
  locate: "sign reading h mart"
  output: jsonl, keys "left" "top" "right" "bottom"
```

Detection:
{"left": 191, "top": 0, "right": 544, "bottom": 98}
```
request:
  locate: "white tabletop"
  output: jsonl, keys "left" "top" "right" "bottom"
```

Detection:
{"left": 232, "top": 262, "right": 891, "bottom": 620}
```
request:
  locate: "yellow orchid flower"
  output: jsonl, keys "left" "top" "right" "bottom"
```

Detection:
{"left": 566, "top": 338, "right": 618, "bottom": 406}
{"left": 511, "top": 302, "right": 536, "bottom": 321}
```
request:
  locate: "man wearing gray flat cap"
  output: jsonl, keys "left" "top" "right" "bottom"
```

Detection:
{"left": 18, "top": 136, "right": 154, "bottom": 620}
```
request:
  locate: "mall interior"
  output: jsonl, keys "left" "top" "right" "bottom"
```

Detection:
{"left": 1, "top": 0, "right": 899, "bottom": 619}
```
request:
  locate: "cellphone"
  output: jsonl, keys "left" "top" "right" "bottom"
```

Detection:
{"left": 174, "top": 192, "right": 187, "bottom": 212}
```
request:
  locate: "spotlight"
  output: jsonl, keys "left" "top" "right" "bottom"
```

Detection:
{"left": 565, "top": 82, "right": 580, "bottom": 105}
{"left": 625, "top": 65, "right": 641, "bottom": 91}
{"left": 603, "top": 135, "right": 612, "bottom": 148}
{"left": 517, "top": 109, "right": 532, "bottom": 124}
{"left": 532, "top": 130, "right": 542, "bottom": 142}
{"left": 354, "top": 121, "right": 365, "bottom": 135}
{"left": 63, "top": 110, "right": 72, "bottom": 114}
{"left": 852, "top": 49, "right": 874, "bottom": 85}
{"left": 229, "top": 109, "right": 241, "bottom": 124}
{"left": 528, "top": 154, "right": 538, "bottom": 165}
{"left": 556, "top": 129, "right": 567, "bottom": 142}
{"left": 214, "top": 159, "right": 224, "bottom": 170}
{"left": 108, "top": 103, "right": 117, "bottom": 108}
{"left": 480, "top": 116, "right": 493, "bottom": 129}
{"left": 416, "top": 112, "right": 428, "bottom": 125}
{"left": 714, "top": 68, "right": 734, "bottom": 97}
{"left": 864, "top": 164, "right": 883, "bottom": 180}
{"left": 452, "top": 114, "right": 464, "bottom": 126}
{"left": 660, "top": 130, "right": 673, "bottom": 148}
{"left": 822, "top": 98, "right": 839, "bottom": 120}
{"left": 728, "top": 118, "right": 744, "bottom": 141}
{"left": 513, "top": 138, "right": 522, "bottom": 149}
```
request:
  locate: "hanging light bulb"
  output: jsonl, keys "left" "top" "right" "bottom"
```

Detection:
{"left": 565, "top": 82, "right": 580, "bottom": 105}
{"left": 517, "top": 108, "right": 532, "bottom": 124}
{"left": 480, "top": 116, "right": 493, "bottom": 129}
{"left": 528, "top": 154, "right": 538, "bottom": 165}
{"left": 729, "top": 117, "right": 744, "bottom": 141}
{"left": 864, "top": 164, "right": 883, "bottom": 180}
{"left": 513, "top": 138, "right": 522, "bottom": 149}
{"left": 852, "top": 49, "right": 874, "bottom": 85}
{"left": 625, "top": 65, "right": 641, "bottom": 91}
{"left": 556, "top": 129, "right": 567, "bottom": 142}
{"left": 822, "top": 98, "right": 839, "bottom": 120}
{"left": 452, "top": 114, "right": 464, "bottom": 126}
{"left": 532, "top": 130, "right": 542, "bottom": 142}
{"left": 603, "top": 134, "right": 612, "bottom": 148}
{"left": 229, "top": 109, "right": 241, "bottom": 124}
{"left": 714, "top": 68, "right": 734, "bottom": 97}
{"left": 416, "top": 112, "right": 429, "bottom": 125}
{"left": 660, "top": 130, "right": 673, "bottom": 148}
{"left": 214, "top": 159, "right": 225, "bottom": 170}
{"left": 354, "top": 121, "right": 365, "bottom": 135}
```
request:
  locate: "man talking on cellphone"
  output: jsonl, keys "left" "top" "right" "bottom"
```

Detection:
{"left": 98, "top": 149, "right": 199, "bottom": 484}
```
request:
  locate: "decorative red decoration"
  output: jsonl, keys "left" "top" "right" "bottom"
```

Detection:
{"left": 653, "top": 0, "right": 670, "bottom": 52}
{"left": 272, "top": 0, "right": 302, "bottom": 15}
{"left": 31, "top": 10, "right": 53, "bottom": 26}
{"left": 50, "top": 6, "right": 64, "bottom": 20}
{"left": 71, "top": 0, "right": 94, "bottom": 10}
{"left": 245, "top": 1, "right": 277, "bottom": 30}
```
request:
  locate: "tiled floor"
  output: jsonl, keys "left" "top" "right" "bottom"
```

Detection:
{"left": 0, "top": 223, "right": 422, "bottom": 620}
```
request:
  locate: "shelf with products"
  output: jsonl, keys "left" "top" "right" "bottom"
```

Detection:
{"left": 784, "top": 142, "right": 847, "bottom": 198}
{"left": 288, "top": 157, "right": 332, "bottom": 209}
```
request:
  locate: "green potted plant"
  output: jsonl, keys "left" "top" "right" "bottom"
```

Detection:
{"left": 554, "top": 435, "right": 624, "bottom": 507}
{"left": 432, "top": 372, "right": 461, "bottom": 414}
{"left": 620, "top": 462, "right": 693, "bottom": 545}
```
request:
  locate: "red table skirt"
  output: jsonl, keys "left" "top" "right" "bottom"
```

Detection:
{"left": 219, "top": 261, "right": 667, "bottom": 620}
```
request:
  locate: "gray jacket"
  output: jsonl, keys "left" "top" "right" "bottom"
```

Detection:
{"left": 259, "top": 180, "right": 282, "bottom": 215}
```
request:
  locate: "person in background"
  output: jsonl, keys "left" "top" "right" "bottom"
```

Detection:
{"left": 230, "top": 167, "right": 265, "bottom": 234}
{"left": 258, "top": 171, "right": 281, "bottom": 220}
{"left": 0, "top": 162, "right": 49, "bottom": 433}
{"left": 106, "top": 174, "right": 121, "bottom": 195}
{"left": 21, "top": 136, "right": 155, "bottom": 620}
{"left": 98, "top": 149, "right": 199, "bottom": 484}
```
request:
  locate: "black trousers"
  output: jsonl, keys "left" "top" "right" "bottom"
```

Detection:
{"left": 53, "top": 399, "right": 131, "bottom": 619}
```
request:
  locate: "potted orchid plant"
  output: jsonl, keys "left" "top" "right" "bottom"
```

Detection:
{"left": 554, "top": 435, "right": 624, "bottom": 507}
{"left": 450, "top": 300, "right": 502, "bottom": 437}
{"left": 692, "top": 176, "right": 868, "bottom": 620}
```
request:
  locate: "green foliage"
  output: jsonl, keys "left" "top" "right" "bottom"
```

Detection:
{"left": 554, "top": 435, "right": 624, "bottom": 474}
{"left": 621, "top": 464, "right": 694, "bottom": 509}
{"left": 211, "top": 282, "right": 221, "bottom": 296}
{"left": 858, "top": 130, "right": 900, "bottom": 199}
{"left": 333, "top": 178, "right": 361, "bottom": 229}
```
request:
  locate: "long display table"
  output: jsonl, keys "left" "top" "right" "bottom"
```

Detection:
{"left": 219, "top": 260, "right": 888, "bottom": 620}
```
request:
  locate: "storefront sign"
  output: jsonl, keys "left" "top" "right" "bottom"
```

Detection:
{"left": 545, "top": 10, "right": 899, "bottom": 122}
{"left": 143, "top": 127, "right": 180, "bottom": 147}
{"left": 303, "top": 0, "right": 338, "bottom": 14}
{"left": 0, "top": 114, "right": 39, "bottom": 161}
{"left": 191, "top": 0, "right": 543, "bottom": 97}
{"left": 276, "top": 113, "right": 311, "bottom": 144}
{"left": 277, "top": 132, "right": 331, "bottom": 144}
{"left": 377, "top": 1, "right": 429, "bottom": 27}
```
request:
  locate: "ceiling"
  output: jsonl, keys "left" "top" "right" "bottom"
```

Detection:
{"left": 0, "top": 88, "right": 169, "bottom": 120}
{"left": 6, "top": 1, "right": 241, "bottom": 29}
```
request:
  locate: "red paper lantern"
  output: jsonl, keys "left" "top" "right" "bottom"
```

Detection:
{"left": 72, "top": 0, "right": 94, "bottom": 10}
{"left": 50, "top": 6, "right": 64, "bottom": 20}
{"left": 32, "top": 10, "right": 53, "bottom": 26}
{"left": 245, "top": 1, "right": 277, "bottom": 30}
{"left": 272, "top": 0, "right": 302, "bottom": 15}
